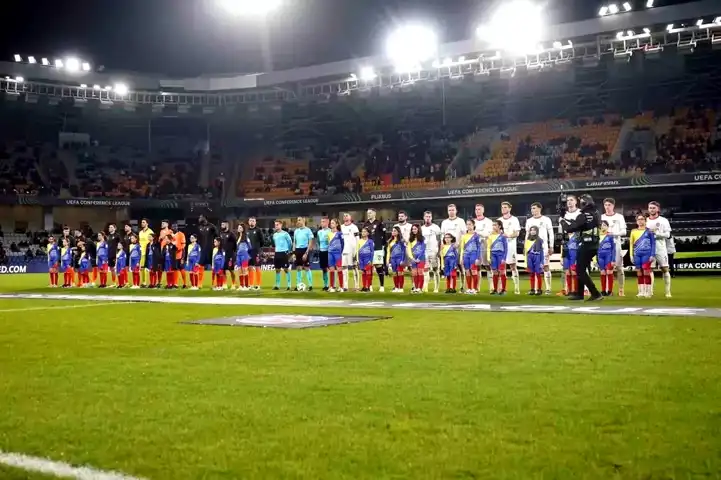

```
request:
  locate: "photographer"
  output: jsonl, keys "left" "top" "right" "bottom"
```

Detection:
{"left": 559, "top": 194, "right": 603, "bottom": 301}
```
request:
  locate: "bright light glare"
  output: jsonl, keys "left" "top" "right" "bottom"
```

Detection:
{"left": 599, "top": 6, "right": 608, "bottom": 16}
{"left": 359, "top": 66, "right": 377, "bottom": 81}
{"left": 386, "top": 24, "right": 438, "bottom": 72}
{"left": 622, "top": 2, "right": 632, "bottom": 12}
{"left": 42, "top": 58, "right": 50, "bottom": 66}
{"left": 553, "top": 41, "right": 562, "bottom": 48}
{"left": 476, "top": 0, "right": 544, "bottom": 55}
{"left": 65, "top": 57, "right": 80, "bottom": 72}
{"left": 616, "top": 31, "right": 625, "bottom": 39}
{"left": 14, "top": 54, "right": 22, "bottom": 62}
{"left": 114, "top": 83, "right": 129, "bottom": 95}
{"left": 646, "top": 0, "right": 654, "bottom": 7}
{"left": 608, "top": 4, "right": 619, "bottom": 14}
{"left": 643, "top": 27, "right": 650, "bottom": 34}
{"left": 93, "top": 84, "right": 101, "bottom": 90}
{"left": 28, "top": 56, "right": 36, "bottom": 64}
{"left": 82, "top": 62, "right": 91, "bottom": 71}
{"left": 104, "top": 86, "right": 112, "bottom": 91}
{"left": 54, "top": 59, "right": 64, "bottom": 68}
{"left": 218, "top": 0, "right": 281, "bottom": 16}
{"left": 15, "top": 76, "right": 24, "bottom": 83}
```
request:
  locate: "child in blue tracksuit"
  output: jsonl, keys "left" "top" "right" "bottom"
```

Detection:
{"left": 115, "top": 244, "right": 127, "bottom": 288}
{"left": 562, "top": 232, "right": 579, "bottom": 295}
{"left": 441, "top": 233, "right": 459, "bottom": 293}
{"left": 78, "top": 244, "right": 90, "bottom": 287}
{"left": 630, "top": 214, "right": 656, "bottom": 297}
{"left": 47, "top": 236, "right": 60, "bottom": 287}
{"left": 327, "top": 219, "right": 345, "bottom": 291}
{"left": 387, "top": 226, "right": 407, "bottom": 292}
{"left": 60, "top": 238, "right": 74, "bottom": 288}
{"left": 597, "top": 221, "right": 616, "bottom": 296}
{"left": 212, "top": 238, "right": 226, "bottom": 290}
{"left": 96, "top": 232, "right": 109, "bottom": 288}
{"left": 357, "top": 227, "right": 375, "bottom": 292}
{"left": 186, "top": 235, "right": 202, "bottom": 289}
{"left": 525, "top": 226, "right": 545, "bottom": 295}
{"left": 129, "top": 235, "right": 142, "bottom": 288}
{"left": 488, "top": 220, "right": 508, "bottom": 294}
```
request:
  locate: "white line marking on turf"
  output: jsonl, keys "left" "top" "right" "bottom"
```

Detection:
{"left": 0, "top": 450, "right": 146, "bottom": 480}
{"left": 0, "top": 302, "right": 124, "bottom": 314}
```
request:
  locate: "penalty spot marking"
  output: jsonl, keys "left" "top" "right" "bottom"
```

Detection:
{"left": 0, "top": 450, "right": 145, "bottom": 480}
{"left": 0, "top": 293, "right": 719, "bottom": 318}
{"left": 0, "top": 302, "right": 124, "bottom": 314}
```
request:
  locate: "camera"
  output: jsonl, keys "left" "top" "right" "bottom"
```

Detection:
{"left": 556, "top": 193, "right": 568, "bottom": 216}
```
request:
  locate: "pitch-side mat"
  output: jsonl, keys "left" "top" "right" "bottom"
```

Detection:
{"left": 1, "top": 293, "right": 720, "bottom": 320}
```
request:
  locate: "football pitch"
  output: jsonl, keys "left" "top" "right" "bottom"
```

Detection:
{"left": 1, "top": 274, "right": 721, "bottom": 479}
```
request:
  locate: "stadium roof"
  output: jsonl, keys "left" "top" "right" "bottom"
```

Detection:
{"left": 2, "top": 0, "right": 720, "bottom": 94}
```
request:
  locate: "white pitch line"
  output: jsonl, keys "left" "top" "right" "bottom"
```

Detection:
{"left": 0, "top": 450, "right": 146, "bottom": 480}
{"left": 0, "top": 302, "right": 124, "bottom": 314}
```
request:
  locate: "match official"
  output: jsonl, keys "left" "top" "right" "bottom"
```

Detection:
{"left": 560, "top": 194, "right": 603, "bottom": 301}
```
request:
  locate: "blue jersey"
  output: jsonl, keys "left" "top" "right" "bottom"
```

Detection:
{"left": 598, "top": 234, "right": 614, "bottom": 255}
{"left": 116, "top": 251, "right": 127, "bottom": 270}
{"left": 60, "top": 247, "right": 73, "bottom": 269}
{"left": 213, "top": 247, "right": 225, "bottom": 271}
{"left": 273, "top": 230, "right": 292, "bottom": 253}
{"left": 187, "top": 243, "right": 201, "bottom": 266}
{"left": 47, "top": 243, "right": 60, "bottom": 265}
{"left": 633, "top": 229, "right": 655, "bottom": 256}
{"left": 461, "top": 233, "right": 481, "bottom": 258}
{"left": 96, "top": 241, "right": 108, "bottom": 262}
{"left": 565, "top": 235, "right": 578, "bottom": 254}
{"left": 236, "top": 238, "right": 251, "bottom": 262}
{"left": 78, "top": 253, "right": 90, "bottom": 272}
{"left": 293, "top": 227, "right": 313, "bottom": 249}
{"left": 409, "top": 240, "right": 426, "bottom": 262}
{"left": 358, "top": 238, "right": 375, "bottom": 260}
{"left": 317, "top": 228, "right": 331, "bottom": 252}
{"left": 129, "top": 244, "right": 142, "bottom": 267}
{"left": 490, "top": 234, "right": 508, "bottom": 256}
{"left": 328, "top": 231, "right": 344, "bottom": 254}
{"left": 389, "top": 239, "right": 406, "bottom": 261}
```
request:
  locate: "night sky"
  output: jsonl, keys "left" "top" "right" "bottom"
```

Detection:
{"left": 0, "top": 0, "right": 700, "bottom": 77}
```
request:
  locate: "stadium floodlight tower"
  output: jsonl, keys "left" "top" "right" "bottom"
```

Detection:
{"left": 476, "top": 0, "right": 545, "bottom": 56}
{"left": 217, "top": 0, "right": 281, "bottom": 16}
{"left": 386, "top": 23, "right": 438, "bottom": 73}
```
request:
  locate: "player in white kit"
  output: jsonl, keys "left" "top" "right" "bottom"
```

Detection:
{"left": 498, "top": 201, "right": 521, "bottom": 294}
{"left": 645, "top": 201, "right": 672, "bottom": 298}
{"left": 394, "top": 211, "right": 412, "bottom": 243}
{"left": 473, "top": 203, "right": 494, "bottom": 293}
{"left": 421, "top": 211, "right": 442, "bottom": 293}
{"left": 601, "top": 198, "right": 627, "bottom": 296}
{"left": 441, "top": 204, "right": 468, "bottom": 290}
{"left": 341, "top": 213, "right": 359, "bottom": 292}
{"left": 525, "top": 202, "right": 555, "bottom": 294}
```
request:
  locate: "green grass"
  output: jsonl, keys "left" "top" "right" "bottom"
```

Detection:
{"left": 1, "top": 275, "right": 721, "bottom": 479}
{"left": 674, "top": 251, "right": 721, "bottom": 259}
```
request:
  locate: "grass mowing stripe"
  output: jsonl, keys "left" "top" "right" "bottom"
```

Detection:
{"left": 0, "top": 450, "right": 145, "bottom": 480}
{"left": 0, "top": 302, "right": 127, "bottom": 314}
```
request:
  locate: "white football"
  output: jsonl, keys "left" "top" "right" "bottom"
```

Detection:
{"left": 296, "top": 282, "right": 307, "bottom": 291}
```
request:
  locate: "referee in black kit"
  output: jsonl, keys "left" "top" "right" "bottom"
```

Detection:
{"left": 559, "top": 194, "right": 603, "bottom": 301}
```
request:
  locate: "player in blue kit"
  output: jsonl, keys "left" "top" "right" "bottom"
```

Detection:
{"left": 212, "top": 237, "right": 226, "bottom": 291}
{"left": 272, "top": 220, "right": 293, "bottom": 291}
{"left": 46, "top": 235, "right": 60, "bottom": 287}
{"left": 488, "top": 220, "right": 508, "bottom": 295}
{"left": 387, "top": 226, "right": 407, "bottom": 293}
{"left": 96, "top": 232, "right": 109, "bottom": 288}
{"left": 327, "top": 218, "right": 344, "bottom": 292}
{"left": 357, "top": 227, "right": 375, "bottom": 292}
{"left": 524, "top": 226, "right": 545, "bottom": 296}
{"left": 186, "top": 234, "right": 201, "bottom": 290}
{"left": 441, "top": 233, "right": 459, "bottom": 293}
{"left": 293, "top": 217, "right": 315, "bottom": 291}
{"left": 597, "top": 221, "right": 616, "bottom": 296}
{"left": 316, "top": 217, "right": 331, "bottom": 291}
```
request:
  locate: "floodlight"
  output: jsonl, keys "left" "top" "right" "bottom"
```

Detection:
{"left": 93, "top": 85, "right": 101, "bottom": 90}
{"left": 643, "top": 27, "right": 650, "bottom": 34}
{"left": 28, "top": 56, "right": 36, "bottom": 64}
{"left": 666, "top": 24, "right": 674, "bottom": 31}
{"left": 104, "top": 86, "right": 112, "bottom": 91}
{"left": 54, "top": 59, "right": 64, "bottom": 68}
{"left": 622, "top": 2, "right": 632, "bottom": 12}
{"left": 627, "top": 30, "right": 634, "bottom": 36}
{"left": 218, "top": 0, "right": 281, "bottom": 16}
{"left": 715, "top": 17, "right": 721, "bottom": 23}
{"left": 82, "top": 62, "right": 91, "bottom": 71}
{"left": 458, "top": 56, "right": 466, "bottom": 62}
{"left": 443, "top": 57, "right": 452, "bottom": 65}
{"left": 608, "top": 4, "right": 619, "bottom": 14}
{"left": 80, "top": 84, "right": 87, "bottom": 88}
{"left": 15, "top": 76, "right": 24, "bottom": 83}
{"left": 696, "top": 19, "right": 704, "bottom": 26}
{"left": 616, "top": 31, "right": 625, "bottom": 39}
{"left": 431, "top": 60, "right": 441, "bottom": 68}
{"left": 476, "top": 0, "right": 545, "bottom": 55}
{"left": 14, "top": 54, "right": 22, "bottom": 62}
{"left": 65, "top": 57, "right": 80, "bottom": 72}
{"left": 359, "top": 66, "right": 377, "bottom": 81}
{"left": 386, "top": 24, "right": 438, "bottom": 72}
{"left": 599, "top": 6, "right": 609, "bottom": 16}
{"left": 41, "top": 58, "right": 50, "bottom": 66}
{"left": 646, "top": 0, "right": 654, "bottom": 7}
{"left": 114, "top": 83, "right": 129, "bottom": 95}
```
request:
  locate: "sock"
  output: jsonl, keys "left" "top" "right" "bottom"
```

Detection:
{"left": 275, "top": 272, "right": 280, "bottom": 287}
{"left": 473, "top": 274, "right": 479, "bottom": 291}
{"left": 418, "top": 273, "right": 424, "bottom": 290}
{"left": 493, "top": 273, "right": 498, "bottom": 291}
{"left": 181, "top": 270, "right": 188, "bottom": 286}
{"left": 511, "top": 269, "right": 519, "bottom": 291}
{"left": 101, "top": 271, "right": 107, "bottom": 287}
{"left": 451, "top": 275, "right": 457, "bottom": 290}
{"left": 330, "top": 271, "right": 336, "bottom": 288}
{"left": 423, "top": 271, "right": 430, "bottom": 290}
{"left": 445, "top": 277, "right": 450, "bottom": 290}
{"left": 466, "top": 275, "right": 472, "bottom": 290}
{"left": 323, "top": 270, "right": 329, "bottom": 288}
{"left": 650, "top": 270, "right": 655, "bottom": 293}
{"left": 530, "top": 274, "right": 536, "bottom": 290}
{"left": 600, "top": 272, "right": 607, "bottom": 292}
{"left": 663, "top": 271, "right": 671, "bottom": 295}
{"left": 618, "top": 269, "right": 625, "bottom": 291}
{"left": 339, "top": 270, "right": 345, "bottom": 289}
{"left": 607, "top": 272, "right": 614, "bottom": 293}
{"left": 501, "top": 274, "right": 507, "bottom": 291}
{"left": 378, "top": 270, "right": 385, "bottom": 287}
{"left": 92, "top": 267, "right": 98, "bottom": 283}
{"left": 198, "top": 266, "right": 205, "bottom": 286}
{"left": 354, "top": 269, "right": 360, "bottom": 289}
{"left": 111, "top": 270, "right": 117, "bottom": 284}
{"left": 399, "top": 275, "right": 405, "bottom": 289}
{"left": 296, "top": 270, "right": 302, "bottom": 287}
{"left": 565, "top": 273, "right": 571, "bottom": 293}
{"left": 544, "top": 271, "right": 552, "bottom": 292}
{"left": 537, "top": 274, "right": 543, "bottom": 290}
{"left": 306, "top": 269, "right": 313, "bottom": 287}
{"left": 572, "top": 276, "right": 578, "bottom": 294}
{"left": 255, "top": 269, "right": 262, "bottom": 287}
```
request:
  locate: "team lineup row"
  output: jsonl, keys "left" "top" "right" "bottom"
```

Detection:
{"left": 41, "top": 198, "right": 673, "bottom": 298}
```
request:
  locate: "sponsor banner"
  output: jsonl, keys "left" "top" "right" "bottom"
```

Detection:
{"left": 673, "top": 256, "right": 721, "bottom": 271}
{"left": 2, "top": 293, "right": 720, "bottom": 318}
{"left": 1, "top": 194, "right": 219, "bottom": 210}
{"left": 0, "top": 265, "right": 28, "bottom": 274}
{"left": 184, "top": 314, "right": 388, "bottom": 329}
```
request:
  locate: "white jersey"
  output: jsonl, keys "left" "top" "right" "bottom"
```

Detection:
{"left": 646, "top": 215, "right": 671, "bottom": 254}
{"left": 441, "top": 217, "right": 467, "bottom": 244}
{"left": 561, "top": 209, "right": 582, "bottom": 234}
{"left": 498, "top": 215, "right": 521, "bottom": 239}
{"left": 394, "top": 222, "right": 412, "bottom": 243}
{"left": 341, "top": 223, "right": 359, "bottom": 254}
{"left": 524, "top": 215, "right": 554, "bottom": 250}
{"left": 474, "top": 217, "right": 494, "bottom": 240}
{"left": 421, "top": 223, "right": 441, "bottom": 253}
{"left": 601, "top": 213, "right": 627, "bottom": 245}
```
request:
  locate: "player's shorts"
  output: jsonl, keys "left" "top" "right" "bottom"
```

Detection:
{"left": 235, "top": 256, "right": 250, "bottom": 269}
{"left": 526, "top": 253, "right": 543, "bottom": 274}
{"left": 372, "top": 250, "right": 385, "bottom": 266}
{"left": 248, "top": 250, "right": 258, "bottom": 267}
{"left": 199, "top": 250, "right": 213, "bottom": 267}
{"left": 653, "top": 251, "right": 669, "bottom": 269}
{"left": 613, "top": 242, "right": 623, "bottom": 267}
{"left": 358, "top": 256, "right": 373, "bottom": 271}
{"left": 342, "top": 252, "right": 355, "bottom": 268}
{"left": 478, "top": 242, "right": 490, "bottom": 267}
{"left": 463, "top": 255, "right": 479, "bottom": 271}
{"left": 98, "top": 263, "right": 109, "bottom": 272}
{"left": 597, "top": 253, "right": 614, "bottom": 271}
{"left": 390, "top": 258, "right": 405, "bottom": 273}
{"left": 411, "top": 260, "right": 426, "bottom": 271}
{"left": 505, "top": 245, "right": 517, "bottom": 264}
{"left": 61, "top": 263, "right": 72, "bottom": 273}
{"left": 274, "top": 252, "right": 289, "bottom": 270}
{"left": 221, "top": 256, "right": 233, "bottom": 271}
{"left": 328, "top": 251, "right": 342, "bottom": 268}
{"left": 48, "top": 262, "right": 59, "bottom": 271}
{"left": 130, "top": 263, "right": 141, "bottom": 272}
{"left": 634, "top": 254, "right": 653, "bottom": 271}
{"left": 490, "top": 252, "right": 506, "bottom": 271}
{"left": 443, "top": 260, "right": 458, "bottom": 278}
{"left": 319, "top": 251, "right": 329, "bottom": 270}
{"left": 163, "top": 258, "right": 175, "bottom": 271}
{"left": 563, "top": 254, "right": 577, "bottom": 272}
{"left": 294, "top": 248, "right": 309, "bottom": 267}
